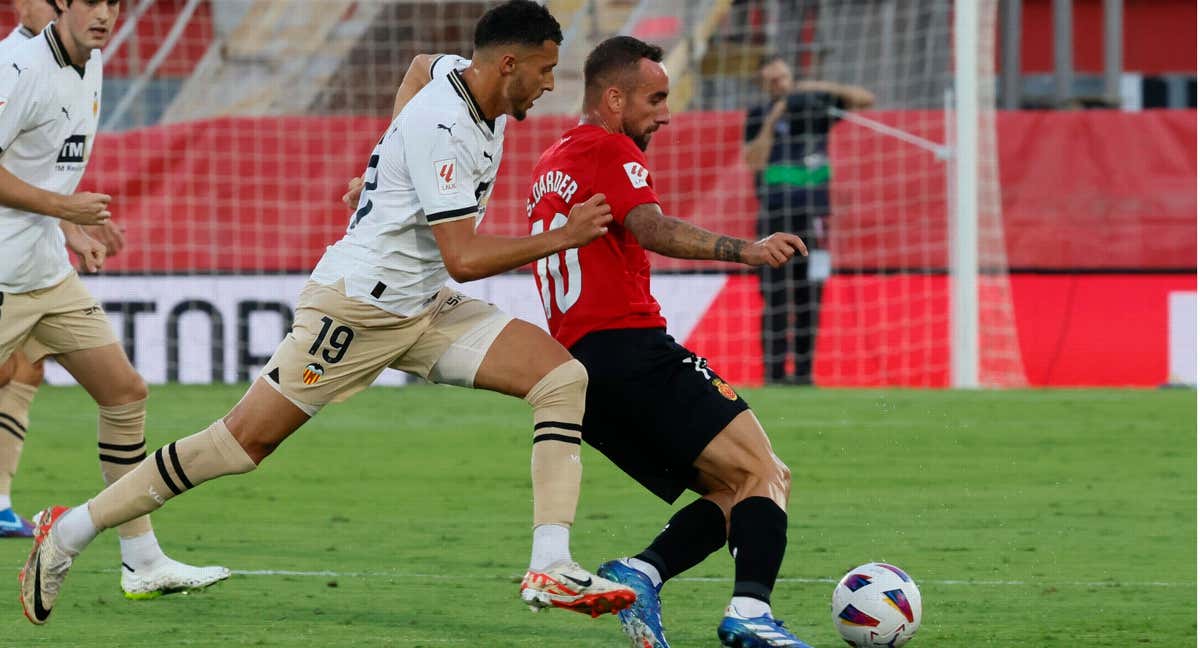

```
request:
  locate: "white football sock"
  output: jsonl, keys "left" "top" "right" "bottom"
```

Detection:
{"left": 0, "top": 494, "right": 12, "bottom": 510}
{"left": 624, "top": 557, "right": 663, "bottom": 587}
{"left": 119, "top": 529, "right": 168, "bottom": 571}
{"left": 529, "top": 524, "right": 571, "bottom": 571}
{"left": 54, "top": 505, "right": 99, "bottom": 556}
{"left": 727, "top": 596, "right": 772, "bottom": 619}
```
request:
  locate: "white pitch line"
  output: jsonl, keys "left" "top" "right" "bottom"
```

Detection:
{"left": 224, "top": 569, "right": 1192, "bottom": 588}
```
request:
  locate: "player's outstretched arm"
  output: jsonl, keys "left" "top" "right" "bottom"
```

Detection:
{"left": 341, "top": 54, "right": 444, "bottom": 210}
{"left": 431, "top": 194, "right": 612, "bottom": 282}
{"left": 0, "top": 166, "right": 111, "bottom": 225}
{"left": 793, "top": 79, "right": 876, "bottom": 109}
{"left": 393, "top": 54, "right": 439, "bottom": 119}
{"left": 624, "top": 202, "right": 807, "bottom": 269}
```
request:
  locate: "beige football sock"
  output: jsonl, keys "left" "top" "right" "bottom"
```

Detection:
{"left": 0, "top": 382, "right": 37, "bottom": 497}
{"left": 97, "top": 399, "right": 153, "bottom": 538}
{"left": 87, "top": 419, "right": 257, "bottom": 532}
{"left": 525, "top": 359, "right": 587, "bottom": 528}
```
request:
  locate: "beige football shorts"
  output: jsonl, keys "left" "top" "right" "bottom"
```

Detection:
{"left": 0, "top": 272, "right": 117, "bottom": 365}
{"left": 260, "top": 280, "right": 513, "bottom": 415}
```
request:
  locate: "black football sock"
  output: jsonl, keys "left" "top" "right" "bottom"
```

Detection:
{"left": 728, "top": 496, "right": 788, "bottom": 603}
{"left": 634, "top": 497, "right": 727, "bottom": 583}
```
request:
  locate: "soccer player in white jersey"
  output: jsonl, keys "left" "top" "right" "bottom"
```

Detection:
{"left": 0, "top": 0, "right": 230, "bottom": 618}
{"left": 1, "top": 0, "right": 54, "bottom": 47}
{"left": 0, "top": 0, "right": 125, "bottom": 539}
{"left": 20, "top": 0, "right": 636, "bottom": 626}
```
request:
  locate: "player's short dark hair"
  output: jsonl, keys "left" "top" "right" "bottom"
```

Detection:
{"left": 759, "top": 53, "right": 788, "bottom": 70}
{"left": 474, "top": 1, "right": 563, "bottom": 50}
{"left": 45, "top": 0, "right": 116, "bottom": 15}
{"left": 584, "top": 36, "right": 664, "bottom": 94}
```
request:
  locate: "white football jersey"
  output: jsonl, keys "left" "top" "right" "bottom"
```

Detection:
{"left": 0, "top": 25, "right": 103, "bottom": 293}
{"left": 310, "top": 54, "right": 505, "bottom": 316}
{"left": 0, "top": 25, "right": 36, "bottom": 56}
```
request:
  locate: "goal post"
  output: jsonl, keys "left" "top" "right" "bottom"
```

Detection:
{"left": 953, "top": 0, "right": 981, "bottom": 388}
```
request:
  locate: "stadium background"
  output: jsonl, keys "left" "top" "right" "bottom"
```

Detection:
{"left": 2, "top": 0, "right": 1195, "bottom": 389}
{"left": 0, "top": 2, "right": 1193, "bottom": 647}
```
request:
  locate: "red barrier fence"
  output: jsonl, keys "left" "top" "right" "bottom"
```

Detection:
{"left": 85, "top": 109, "right": 1195, "bottom": 274}
{"left": 73, "top": 110, "right": 1195, "bottom": 387}
{"left": 827, "top": 109, "right": 1196, "bottom": 271}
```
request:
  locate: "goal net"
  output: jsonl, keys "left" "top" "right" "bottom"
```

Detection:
{"left": 5, "top": 0, "right": 1023, "bottom": 388}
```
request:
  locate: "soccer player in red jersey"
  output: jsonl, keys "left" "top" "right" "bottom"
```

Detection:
{"left": 525, "top": 36, "right": 813, "bottom": 648}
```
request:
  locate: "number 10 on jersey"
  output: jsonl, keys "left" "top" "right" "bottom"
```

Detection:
{"left": 531, "top": 212, "right": 582, "bottom": 318}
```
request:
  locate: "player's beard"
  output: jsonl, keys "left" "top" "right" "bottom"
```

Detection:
{"left": 509, "top": 76, "right": 534, "bottom": 121}
{"left": 626, "top": 120, "right": 653, "bottom": 151}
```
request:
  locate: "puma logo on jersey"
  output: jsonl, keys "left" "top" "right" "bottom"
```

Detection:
{"left": 482, "top": 150, "right": 493, "bottom": 161}
{"left": 434, "top": 158, "right": 457, "bottom": 194}
{"left": 623, "top": 161, "right": 649, "bottom": 189}
{"left": 10, "top": 63, "right": 23, "bottom": 77}
{"left": 437, "top": 122, "right": 455, "bottom": 136}
{"left": 60, "top": 107, "right": 70, "bottom": 121}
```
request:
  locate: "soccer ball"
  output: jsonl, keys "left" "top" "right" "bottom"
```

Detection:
{"left": 831, "top": 562, "right": 922, "bottom": 647}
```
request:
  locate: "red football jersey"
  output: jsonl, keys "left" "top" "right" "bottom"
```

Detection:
{"left": 527, "top": 124, "right": 667, "bottom": 349}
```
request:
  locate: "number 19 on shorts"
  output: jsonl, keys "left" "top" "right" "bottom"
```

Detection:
{"left": 531, "top": 212, "right": 581, "bottom": 318}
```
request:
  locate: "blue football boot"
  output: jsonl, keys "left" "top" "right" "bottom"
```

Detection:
{"left": 0, "top": 507, "right": 35, "bottom": 537}
{"left": 597, "top": 560, "right": 670, "bottom": 648}
{"left": 717, "top": 612, "right": 814, "bottom": 648}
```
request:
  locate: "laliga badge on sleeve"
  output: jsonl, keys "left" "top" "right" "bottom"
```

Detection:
{"left": 435, "top": 158, "right": 457, "bottom": 195}
{"left": 623, "top": 161, "right": 649, "bottom": 189}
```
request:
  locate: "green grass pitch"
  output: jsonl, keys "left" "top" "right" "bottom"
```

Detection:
{"left": 0, "top": 384, "right": 1192, "bottom": 646}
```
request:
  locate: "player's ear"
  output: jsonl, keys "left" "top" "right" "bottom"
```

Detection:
{"left": 604, "top": 86, "right": 624, "bottom": 113}
{"left": 498, "top": 52, "right": 518, "bottom": 76}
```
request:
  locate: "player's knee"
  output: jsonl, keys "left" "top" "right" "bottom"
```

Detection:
{"left": 237, "top": 437, "right": 278, "bottom": 465}
{"left": 112, "top": 373, "right": 150, "bottom": 405}
{"left": 772, "top": 456, "right": 792, "bottom": 502}
{"left": 225, "top": 418, "right": 280, "bottom": 465}
{"left": 14, "top": 358, "right": 45, "bottom": 386}
{"left": 0, "top": 356, "right": 15, "bottom": 388}
{"left": 728, "top": 452, "right": 790, "bottom": 506}
{"left": 524, "top": 358, "right": 588, "bottom": 419}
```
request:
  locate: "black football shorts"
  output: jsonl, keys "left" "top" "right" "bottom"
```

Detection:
{"left": 570, "top": 327, "right": 750, "bottom": 503}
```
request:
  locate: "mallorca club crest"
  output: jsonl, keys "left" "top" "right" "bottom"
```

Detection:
{"left": 712, "top": 378, "right": 737, "bottom": 401}
{"left": 302, "top": 363, "right": 325, "bottom": 385}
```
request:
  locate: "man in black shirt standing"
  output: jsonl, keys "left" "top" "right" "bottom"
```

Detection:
{"left": 743, "top": 55, "right": 873, "bottom": 384}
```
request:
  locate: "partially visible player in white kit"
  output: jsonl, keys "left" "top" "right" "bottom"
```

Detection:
{"left": 20, "top": 0, "right": 635, "bottom": 626}
{"left": 1, "top": 0, "right": 53, "bottom": 46}
{"left": 0, "top": 0, "right": 230, "bottom": 618}
{"left": 0, "top": 0, "right": 126, "bottom": 539}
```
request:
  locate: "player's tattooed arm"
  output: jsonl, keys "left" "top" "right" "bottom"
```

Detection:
{"left": 714, "top": 236, "right": 746, "bottom": 262}
{"left": 625, "top": 203, "right": 747, "bottom": 262}
{"left": 625, "top": 203, "right": 807, "bottom": 268}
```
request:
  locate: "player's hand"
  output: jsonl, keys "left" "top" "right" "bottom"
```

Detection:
{"left": 561, "top": 193, "right": 612, "bottom": 247}
{"left": 766, "top": 98, "right": 788, "bottom": 124}
{"left": 742, "top": 232, "right": 808, "bottom": 268}
{"left": 64, "top": 227, "right": 107, "bottom": 273}
{"left": 84, "top": 221, "right": 126, "bottom": 257}
{"left": 342, "top": 175, "right": 365, "bottom": 209}
{"left": 58, "top": 192, "right": 112, "bottom": 225}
